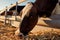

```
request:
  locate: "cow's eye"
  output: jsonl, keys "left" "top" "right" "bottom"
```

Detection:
{"left": 59, "top": 2, "right": 60, "bottom": 5}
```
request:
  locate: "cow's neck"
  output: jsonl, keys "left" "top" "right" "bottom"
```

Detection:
{"left": 34, "top": 0, "right": 58, "bottom": 11}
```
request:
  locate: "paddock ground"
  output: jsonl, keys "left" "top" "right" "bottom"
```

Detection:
{"left": 0, "top": 17, "right": 60, "bottom": 40}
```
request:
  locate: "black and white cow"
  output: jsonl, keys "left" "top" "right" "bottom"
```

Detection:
{"left": 15, "top": 0, "right": 58, "bottom": 37}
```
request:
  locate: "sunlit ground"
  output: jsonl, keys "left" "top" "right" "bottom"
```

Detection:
{"left": 0, "top": 16, "right": 60, "bottom": 40}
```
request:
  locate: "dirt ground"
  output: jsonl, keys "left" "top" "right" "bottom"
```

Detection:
{"left": 0, "top": 21, "right": 60, "bottom": 40}
{"left": 0, "top": 18, "right": 60, "bottom": 40}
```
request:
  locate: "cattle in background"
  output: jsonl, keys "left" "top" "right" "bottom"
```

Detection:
{"left": 1, "top": 11, "right": 13, "bottom": 16}
{"left": 9, "top": 5, "right": 25, "bottom": 15}
{"left": 15, "top": 0, "right": 58, "bottom": 37}
{"left": 1, "top": 6, "right": 25, "bottom": 16}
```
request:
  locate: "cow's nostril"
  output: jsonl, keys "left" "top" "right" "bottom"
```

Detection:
{"left": 19, "top": 34, "right": 23, "bottom": 39}
{"left": 19, "top": 33, "right": 24, "bottom": 39}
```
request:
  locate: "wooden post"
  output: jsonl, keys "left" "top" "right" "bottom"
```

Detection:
{"left": 15, "top": 2, "right": 18, "bottom": 21}
{"left": 4, "top": 6, "right": 7, "bottom": 25}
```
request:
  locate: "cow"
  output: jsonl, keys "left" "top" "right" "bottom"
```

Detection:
{"left": 1, "top": 11, "right": 13, "bottom": 16}
{"left": 15, "top": 2, "right": 38, "bottom": 36}
{"left": 15, "top": 0, "right": 58, "bottom": 38}
{"left": 9, "top": 6, "right": 25, "bottom": 15}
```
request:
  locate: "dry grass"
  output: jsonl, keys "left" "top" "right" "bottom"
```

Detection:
{"left": 0, "top": 21, "right": 60, "bottom": 40}
{"left": 28, "top": 32, "right": 60, "bottom": 40}
{"left": 0, "top": 22, "right": 20, "bottom": 40}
